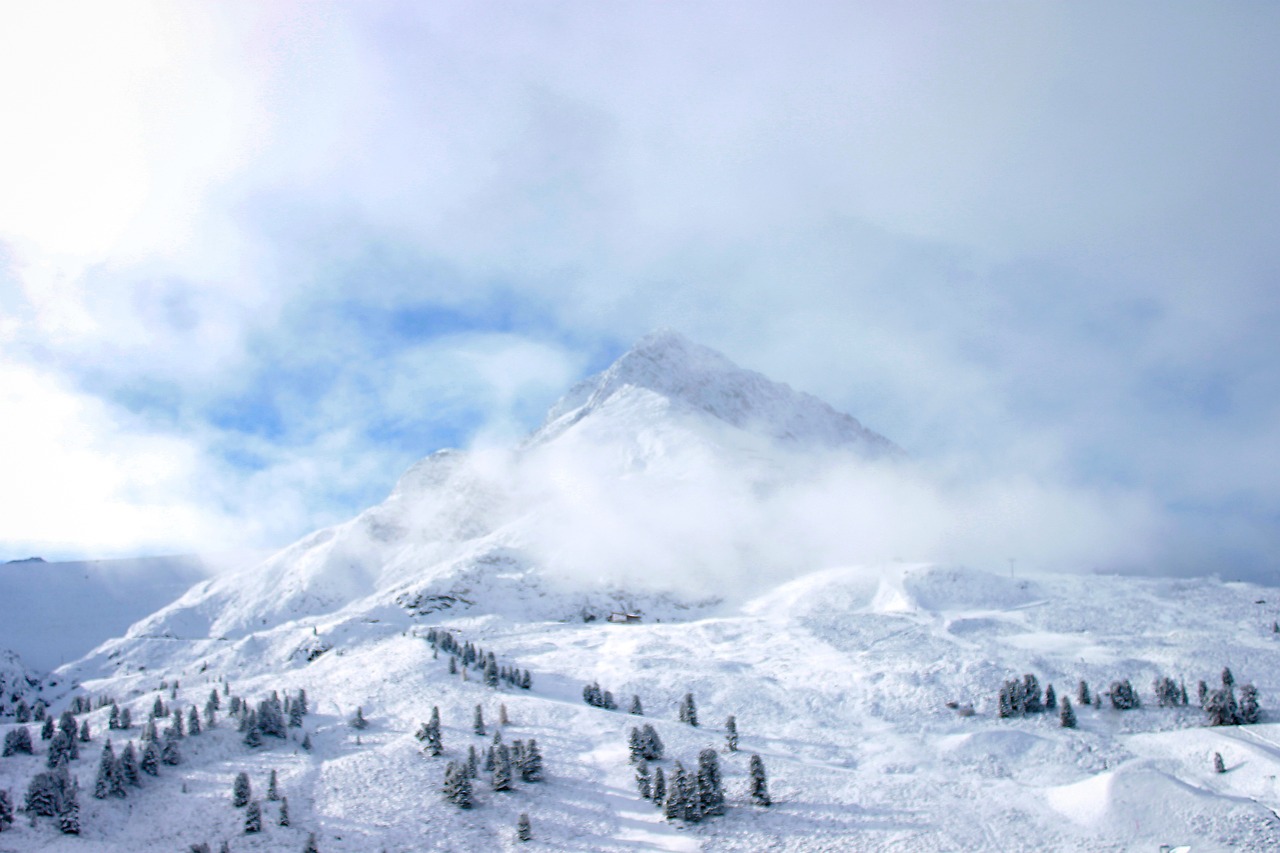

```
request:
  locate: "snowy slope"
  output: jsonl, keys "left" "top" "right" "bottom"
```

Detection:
{"left": 3, "top": 563, "right": 1279, "bottom": 851}
{"left": 5, "top": 332, "right": 1278, "bottom": 851}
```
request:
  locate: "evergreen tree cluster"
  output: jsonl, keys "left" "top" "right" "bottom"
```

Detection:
{"left": 440, "top": 730, "right": 543, "bottom": 809}
{"left": 1153, "top": 676, "right": 1189, "bottom": 708}
{"left": 427, "top": 629, "right": 532, "bottom": 690}
{"left": 24, "top": 764, "right": 80, "bottom": 832}
{"left": 1109, "top": 680, "right": 1141, "bottom": 710}
{"left": 998, "top": 674, "right": 1056, "bottom": 718}
{"left": 0, "top": 789, "right": 14, "bottom": 832}
{"left": 660, "top": 750, "right": 725, "bottom": 823}
{"left": 627, "top": 725, "right": 665, "bottom": 762}
{"left": 1204, "top": 667, "right": 1261, "bottom": 726}
{"left": 583, "top": 681, "right": 617, "bottom": 710}
{"left": 233, "top": 689, "right": 308, "bottom": 747}
{"left": 92, "top": 738, "right": 147, "bottom": 800}
{"left": 3, "top": 726, "right": 33, "bottom": 756}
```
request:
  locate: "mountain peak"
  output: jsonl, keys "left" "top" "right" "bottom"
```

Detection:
{"left": 531, "top": 331, "right": 901, "bottom": 455}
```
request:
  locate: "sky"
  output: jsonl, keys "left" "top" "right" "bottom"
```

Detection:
{"left": 0, "top": 2, "right": 1278, "bottom": 579}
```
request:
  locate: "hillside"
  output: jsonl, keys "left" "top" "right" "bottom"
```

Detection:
{"left": 2, "top": 333, "right": 1277, "bottom": 851}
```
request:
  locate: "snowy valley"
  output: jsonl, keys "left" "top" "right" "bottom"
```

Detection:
{"left": 2, "top": 332, "right": 1279, "bottom": 852}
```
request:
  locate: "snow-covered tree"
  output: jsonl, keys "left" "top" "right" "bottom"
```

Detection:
{"left": 41, "top": 717, "right": 54, "bottom": 740}
{"left": 1154, "top": 676, "right": 1181, "bottom": 707}
{"left": 109, "top": 703, "right": 120, "bottom": 729}
{"left": 1044, "top": 685, "right": 1057, "bottom": 710}
{"left": 652, "top": 766, "right": 666, "bottom": 808}
{"left": 79, "top": 719, "right": 91, "bottom": 742}
{"left": 636, "top": 760, "right": 652, "bottom": 799}
{"left": 1077, "top": 680, "right": 1091, "bottom": 706}
{"left": 14, "top": 699, "right": 30, "bottom": 722}
{"left": 1060, "top": 697, "right": 1077, "bottom": 728}
{"left": 1239, "top": 683, "right": 1261, "bottom": 724}
{"left": 749, "top": 753, "right": 771, "bottom": 806}
{"left": 678, "top": 693, "right": 698, "bottom": 726}
{"left": 1214, "top": 751, "right": 1226, "bottom": 773}
{"left": 516, "top": 812, "right": 532, "bottom": 842}
{"left": 443, "top": 762, "right": 473, "bottom": 809}
{"left": 188, "top": 705, "right": 201, "bottom": 735}
{"left": 630, "top": 694, "right": 643, "bottom": 715}
{"left": 141, "top": 740, "right": 160, "bottom": 776}
{"left": 519, "top": 739, "right": 543, "bottom": 782}
{"left": 473, "top": 704, "right": 486, "bottom": 736}
{"left": 349, "top": 706, "right": 367, "bottom": 730}
{"left": 233, "top": 771, "right": 252, "bottom": 807}
{"left": 267, "top": 769, "right": 280, "bottom": 801}
{"left": 1205, "top": 688, "right": 1239, "bottom": 726}
{"left": 1023, "top": 674, "right": 1042, "bottom": 713}
{"left": 301, "top": 732, "right": 313, "bottom": 752}
{"left": 57, "top": 785, "right": 80, "bottom": 835}
{"left": 1109, "top": 680, "right": 1140, "bottom": 710}
{"left": 1198, "top": 680, "right": 1209, "bottom": 708}
{"left": 1222, "top": 667, "right": 1235, "bottom": 689}
{"left": 696, "top": 748, "right": 725, "bottom": 817}
{"left": 162, "top": 736, "right": 182, "bottom": 766}
{"left": 492, "top": 743, "right": 513, "bottom": 791}
{"left": 245, "top": 799, "right": 263, "bottom": 834}
{"left": 304, "top": 832, "right": 320, "bottom": 852}
{"left": 95, "top": 740, "right": 121, "bottom": 799}
{"left": 664, "top": 762, "right": 687, "bottom": 821}
{"left": 2, "top": 727, "right": 32, "bottom": 756}
{"left": 0, "top": 789, "right": 13, "bottom": 829}
{"left": 120, "top": 706, "right": 132, "bottom": 729}
{"left": 725, "top": 715, "right": 739, "bottom": 752}
{"left": 120, "top": 742, "right": 140, "bottom": 787}
{"left": 279, "top": 795, "right": 290, "bottom": 827}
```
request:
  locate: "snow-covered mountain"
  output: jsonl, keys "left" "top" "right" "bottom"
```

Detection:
{"left": 5, "top": 331, "right": 1280, "bottom": 852}
{"left": 122, "top": 331, "right": 903, "bottom": 641}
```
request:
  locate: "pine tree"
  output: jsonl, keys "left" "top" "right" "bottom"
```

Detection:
{"left": 233, "top": 771, "right": 252, "bottom": 807}
{"left": 0, "top": 789, "right": 13, "bottom": 828}
{"left": 120, "top": 742, "right": 140, "bottom": 786}
{"left": 245, "top": 799, "right": 263, "bottom": 834}
{"left": 652, "top": 766, "right": 666, "bottom": 808}
{"left": 1060, "top": 697, "right": 1077, "bottom": 728}
{"left": 493, "top": 743, "right": 513, "bottom": 791}
{"left": 696, "top": 748, "right": 725, "bottom": 817}
{"left": 725, "top": 715, "right": 739, "bottom": 752}
{"left": 188, "top": 705, "right": 201, "bottom": 735}
{"left": 1222, "top": 667, "right": 1235, "bottom": 689}
{"left": 41, "top": 717, "right": 55, "bottom": 740}
{"left": 1023, "top": 674, "right": 1042, "bottom": 713}
{"left": 749, "top": 753, "right": 771, "bottom": 806}
{"left": 120, "top": 706, "right": 131, "bottom": 729}
{"left": 244, "top": 716, "right": 263, "bottom": 748}
{"left": 3, "top": 726, "right": 33, "bottom": 756}
{"left": 279, "top": 795, "right": 290, "bottom": 827}
{"left": 628, "top": 727, "right": 643, "bottom": 763}
{"left": 57, "top": 786, "right": 80, "bottom": 835}
{"left": 1198, "top": 680, "right": 1209, "bottom": 708}
{"left": 664, "top": 762, "right": 686, "bottom": 820}
{"left": 443, "top": 762, "right": 473, "bottom": 809}
{"left": 58, "top": 710, "right": 76, "bottom": 740}
{"left": 95, "top": 740, "right": 118, "bottom": 799}
{"left": 1239, "top": 683, "right": 1261, "bottom": 724}
{"left": 1077, "top": 680, "right": 1091, "bottom": 706}
{"left": 1044, "top": 685, "right": 1057, "bottom": 710}
{"left": 109, "top": 703, "right": 120, "bottom": 730}
{"left": 521, "top": 669, "right": 532, "bottom": 690}
{"left": 14, "top": 699, "right": 29, "bottom": 723}
{"left": 1110, "top": 680, "right": 1140, "bottom": 710}
{"left": 519, "top": 739, "right": 543, "bottom": 782}
{"left": 141, "top": 740, "right": 160, "bottom": 776}
{"left": 153, "top": 696, "right": 166, "bottom": 718}
{"left": 678, "top": 693, "right": 698, "bottom": 726}
{"left": 467, "top": 745, "right": 479, "bottom": 778}
{"left": 636, "top": 760, "right": 652, "bottom": 799}
{"left": 349, "top": 706, "right": 367, "bottom": 730}
{"left": 640, "top": 724, "right": 664, "bottom": 761}
{"left": 516, "top": 812, "right": 532, "bottom": 842}
{"left": 79, "top": 719, "right": 91, "bottom": 742}
{"left": 630, "top": 694, "right": 643, "bottom": 715}
{"left": 1205, "top": 688, "right": 1237, "bottom": 726}
{"left": 304, "top": 832, "right": 320, "bottom": 853}
{"left": 499, "top": 703, "right": 509, "bottom": 726}
{"left": 162, "top": 737, "right": 182, "bottom": 765}
{"left": 473, "top": 704, "right": 486, "bottom": 736}
{"left": 302, "top": 732, "right": 313, "bottom": 752}
{"left": 267, "top": 769, "right": 280, "bottom": 801}
{"left": 1214, "top": 751, "right": 1226, "bottom": 773}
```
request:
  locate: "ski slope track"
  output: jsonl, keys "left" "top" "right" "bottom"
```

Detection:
{"left": 2, "top": 332, "right": 1278, "bottom": 851}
